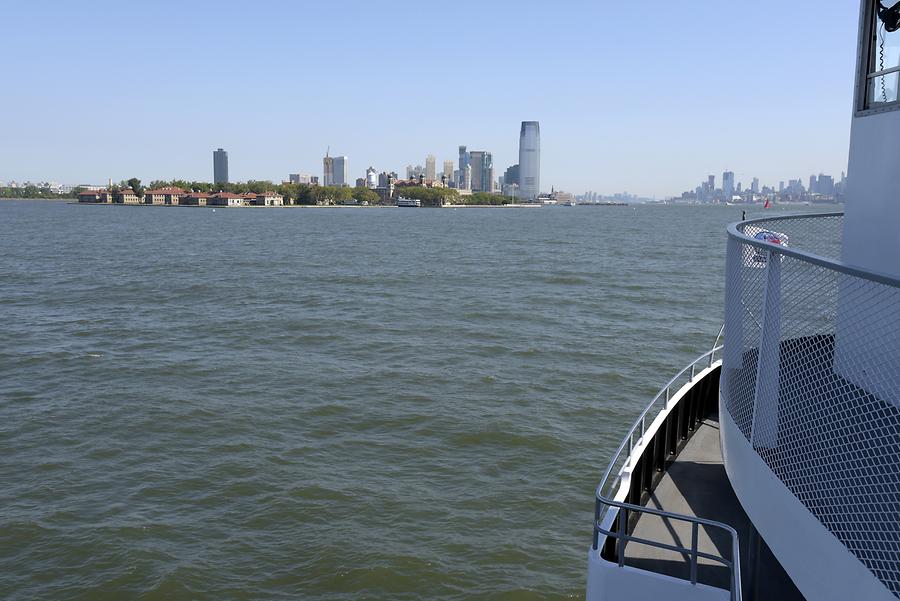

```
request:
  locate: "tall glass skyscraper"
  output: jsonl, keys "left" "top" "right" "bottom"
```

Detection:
{"left": 333, "top": 156, "right": 348, "bottom": 187}
{"left": 469, "top": 151, "right": 493, "bottom": 193}
{"left": 518, "top": 121, "right": 540, "bottom": 200}
{"left": 323, "top": 152, "right": 349, "bottom": 187}
{"left": 722, "top": 170, "right": 735, "bottom": 198}
{"left": 457, "top": 145, "right": 471, "bottom": 189}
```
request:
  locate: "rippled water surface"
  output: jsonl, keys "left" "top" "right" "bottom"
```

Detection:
{"left": 0, "top": 200, "right": 835, "bottom": 600}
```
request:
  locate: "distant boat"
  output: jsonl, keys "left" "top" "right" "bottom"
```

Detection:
{"left": 396, "top": 197, "right": 421, "bottom": 208}
{"left": 764, "top": 198, "right": 771, "bottom": 208}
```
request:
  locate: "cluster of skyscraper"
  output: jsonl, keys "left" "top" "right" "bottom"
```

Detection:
{"left": 322, "top": 150, "right": 349, "bottom": 187}
{"left": 349, "top": 122, "right": 542, "bottom": 200}
{"left": 684, "top": 169, "right": 845, "bottom": 203}
{"left": 441, "top": 121, "right": 541, "bottom": 199}
{"left": 210, "top": 120, "right": 541, "bottom": 199}
{"left": 695, "top": 171, "right": 736, "bottom": 201}
{"left": 807, "top": 173, "right": 836, "bottom": 196}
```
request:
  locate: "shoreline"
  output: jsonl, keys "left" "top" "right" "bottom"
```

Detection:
{"left": 5, "top": 198, "right": 839, "bottom": 209}
{"left": 57, "top": 201, "right": 548, "bottom": 209}
{"left": 1, "top": 197, "right": 73, "bottom": 202}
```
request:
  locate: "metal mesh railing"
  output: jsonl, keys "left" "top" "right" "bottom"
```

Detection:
{"left": 722, "top": 212, "right": 900, "bottom": 596}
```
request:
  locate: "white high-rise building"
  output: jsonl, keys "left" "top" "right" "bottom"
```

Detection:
{"left": 425, "top": 155, "right": 436, "bottom": 181}
{"left": 443, "top": 160, "right": 454, "bottom": 184}
{"left": 366, "top": 166, "right": 377, "bottom": 189}
{"left": 518, "top": 121, "right": 540, "bottom": 200}
{"left": 469, "top": 151, "right": 493, "bottom": 193}
{"left": 289, "top": 174, "right": 317, "bottom": 185}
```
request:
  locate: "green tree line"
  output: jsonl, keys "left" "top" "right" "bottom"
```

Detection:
{"left": 394, "top": 186, "right": 459, "bottom": 207}
{"left": 393, "top": 187, "right": 517, "bottom": 206}
{"left": 140, "top": 179, "right": 515, "bottom": 206}
{"left": 461, "top": 191, "right": 517, "bottom": 205}
{"left": 0, "top": 185, "right": 83, "bottom": 199}
{"left": 2, "top": 177, "right": 518, "bottom": 206}
{"left": 140, "top": 178, "right": 382, "bottom": 205}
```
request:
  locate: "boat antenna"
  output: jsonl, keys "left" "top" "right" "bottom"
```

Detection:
{"left": 879, "top": 22, "right": 888, "bottom": 101}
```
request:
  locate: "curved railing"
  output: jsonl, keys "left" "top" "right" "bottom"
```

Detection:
{"left": 592, "top": 345, "right": 722, "bottom": 516}
{"left": 727, "top": 212, "right": 900, "bottom": 287}
{"left": 722, "top": 211, "right": 900, "bottom": 596}
{"left": 592, "top": 344, "right": 743, "bottom": 601}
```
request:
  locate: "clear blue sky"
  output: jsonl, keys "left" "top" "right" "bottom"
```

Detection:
{"left": 1, "top": 0, "right": 858, "bottom": 197}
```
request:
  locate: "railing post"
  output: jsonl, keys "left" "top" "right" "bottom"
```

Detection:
{"left": 733, "top": 534, "right": 742, "bottom": 601}
{"left": 618, "top": 508, "right": 628, "bottom": 567}
{"left": 690, "top": 521, "right": 699, "bottom": 585}
{"left": 723, "top": 235, "right": 745, "bottom": 370}
{"left": 750, "top": 246, "right": 782, "bottom": 449}
{"left": 690, "top": 363, "right": 696, "bottom": 380}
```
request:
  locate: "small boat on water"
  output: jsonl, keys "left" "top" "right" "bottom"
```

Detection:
{"left": 396, "top": 197, "right": 421, "bottom": 207}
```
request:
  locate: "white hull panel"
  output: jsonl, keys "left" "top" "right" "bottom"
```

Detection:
{"left": 587, "top": 549, "right": 730, "bottom": 601}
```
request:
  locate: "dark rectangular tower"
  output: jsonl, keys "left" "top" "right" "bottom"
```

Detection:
{"left": 213, "top": 148, "right": 229, "bottom": 185}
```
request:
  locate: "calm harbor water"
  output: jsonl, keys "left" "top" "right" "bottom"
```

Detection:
{"left": 0, "top": 200, "right": 836, "bottom": 600}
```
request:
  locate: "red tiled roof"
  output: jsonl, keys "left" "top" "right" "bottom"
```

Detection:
{"left": 213, "top": 192, "right": 244, "bottom": 199}
{"left": 147, "top": 187, "right": 186, "bottom": 195}
{"left": 186, "top": 192, "right": 211, "bottom": 198}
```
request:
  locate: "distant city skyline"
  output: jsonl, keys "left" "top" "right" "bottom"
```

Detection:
{"left": 0, "top": 2, "right": 855, "bottom": 196}
{"left": 0, "top": 130, "right": 849, "bottom": 201}
{"left": 2, "top": 138, "right": 850, "bottom": 202}
{"left": 672, "top": 168, "right": 845, "bottom": 204}
{"left": 0, "top": 161, "right": 846, "bottom": 203}
{"left": 0, "top": 160, "right": 848, "bottom": 202}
